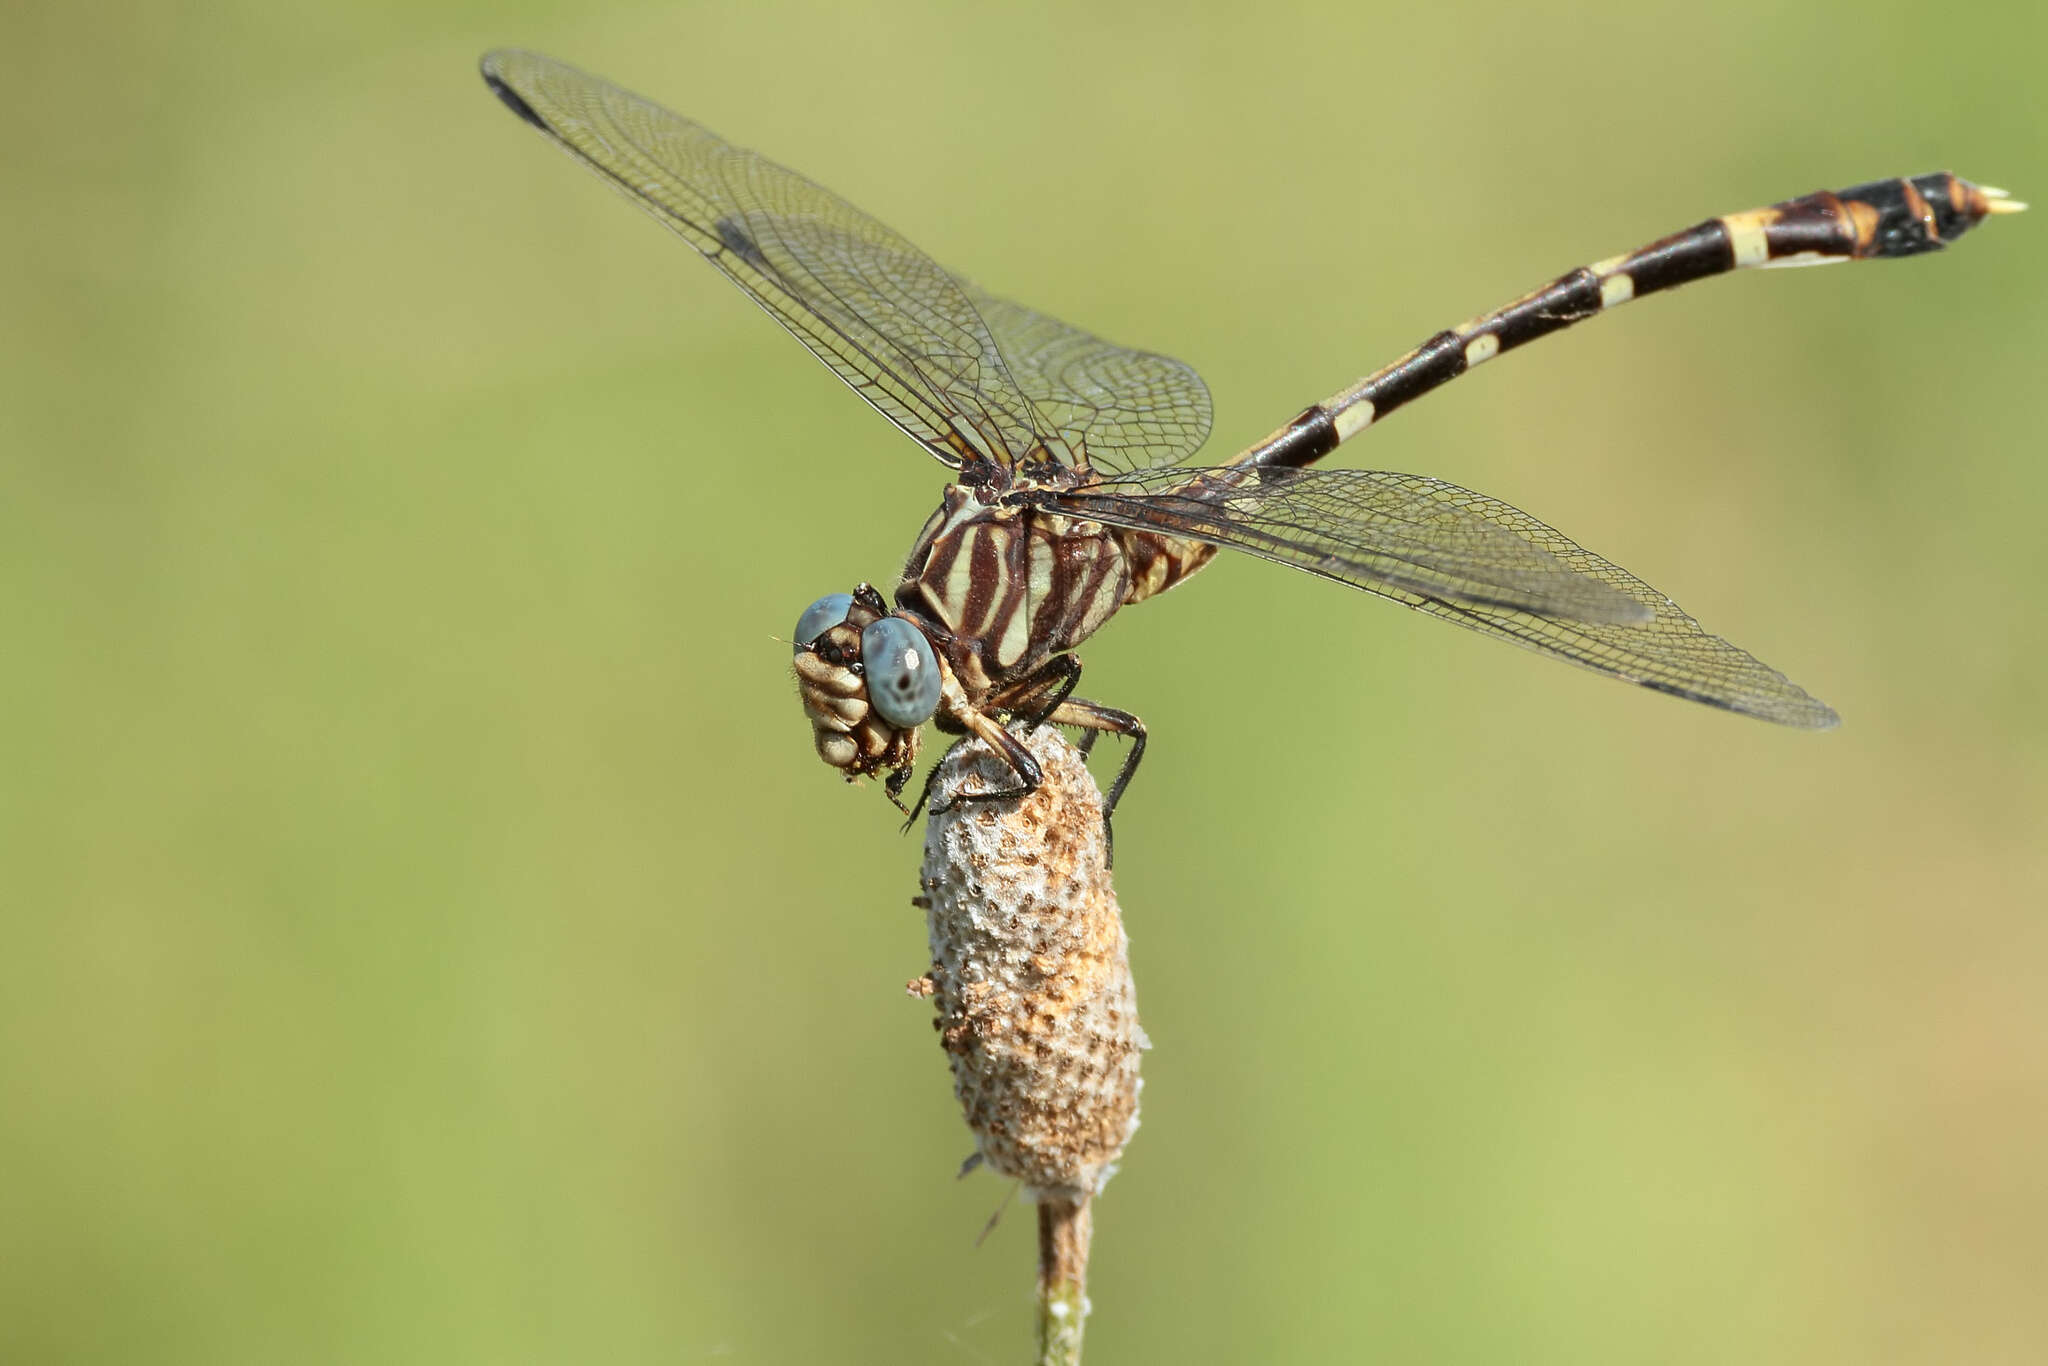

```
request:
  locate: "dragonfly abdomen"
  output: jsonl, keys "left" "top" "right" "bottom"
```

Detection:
{"left": 1240, "top": 173, "right": 2020, "bottom": 470}
{"left": 1118, "top": 530, "right": 1218, "bottom": 607}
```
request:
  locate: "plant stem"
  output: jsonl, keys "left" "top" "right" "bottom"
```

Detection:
{"left": 1037, "top": 1195, "right": 1091, "bottom": 1366}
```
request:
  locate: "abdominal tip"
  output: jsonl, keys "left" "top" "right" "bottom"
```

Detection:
{"left": 1977, "top": 183, "right": 2028, "bottom": 215}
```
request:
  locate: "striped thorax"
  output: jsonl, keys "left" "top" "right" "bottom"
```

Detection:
{"left": 894, "top": 484, "right": 1221, "bottom": 697}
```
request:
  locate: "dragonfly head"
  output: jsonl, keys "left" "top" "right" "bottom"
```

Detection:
{"left": 790, "top": 584, "right": 941, "bottom": 784}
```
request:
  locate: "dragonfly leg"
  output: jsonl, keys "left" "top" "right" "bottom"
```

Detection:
{"left": 926, "top": 707, "right": 1045, "bottom": 817}
{"left": 997, "top": 654, "right": 1084, "bottom": 734}
{"left": 911, "top": 658, "right": 1145, "bottom": 859}
{"left": 903, "top": 759, "right": 945, "bottom": 831}
{"left": 1044, "top": 698, "right": 1146, "bottom": 821}
{"left": 884, "top": 763, "right": 915, "bottom": 819}
{"left": 989, "top": 657, "right": 1148, "bottom": 856}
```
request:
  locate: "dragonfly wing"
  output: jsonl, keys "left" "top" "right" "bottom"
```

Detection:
{"left": 966, "top": 290, "right": 1213, "bottom": 478}
{"left": 1055, "top": 466, "right": 1838, "bottom": 728}
{"left": 483, "top": 49, "right": 1045, "bottom": 470}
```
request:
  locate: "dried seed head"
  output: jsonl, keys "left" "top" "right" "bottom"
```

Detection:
{"left": 919, "top": 726, "right": 1146, "bottom": 1199}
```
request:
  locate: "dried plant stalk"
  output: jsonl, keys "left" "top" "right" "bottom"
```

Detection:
{"left": 912, "top": 724, "right": 1146, "bottom": 1363}
{"left": 1036, "top": 1196, "right": 1091, "bottom": 1366}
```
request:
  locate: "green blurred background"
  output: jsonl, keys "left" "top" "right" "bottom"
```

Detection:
{"left": 5, "top": 1, "right": 2044, "bottom": 1361}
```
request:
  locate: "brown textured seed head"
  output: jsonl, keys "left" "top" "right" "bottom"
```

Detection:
{"left": 919, "top": 725, "right": 1145, "bottom": 1199}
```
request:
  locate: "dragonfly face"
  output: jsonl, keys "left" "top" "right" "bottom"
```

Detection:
{"left": 791, "top": 585, "right": 936, "bottom": 794}
{"left": 481, "top": 49, "right": 2017, "bottom": 830}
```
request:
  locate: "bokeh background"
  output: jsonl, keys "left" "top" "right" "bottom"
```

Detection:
{"left": 5, "top": 1, "right": 2044, "bottom": 1361}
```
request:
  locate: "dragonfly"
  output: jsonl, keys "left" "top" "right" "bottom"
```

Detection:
{"left": 480, "top": 49, "right": 2019, "bottom": 832}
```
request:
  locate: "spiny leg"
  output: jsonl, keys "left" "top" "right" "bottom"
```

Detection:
{"left": 922, "top": 705, "right": 1045, "bottom": 818}
{"left": 1044, "top": 698, "right": 1147, "bottom": 822}
{"left": 902, "top": 656, "right": 1080, "bottom": 830}
{"left": 904, "top": 759, "right": 944, "bottom": 831}
{"left": 1000, "top": 654, "right": 1085, "bottom": 734}
{"left": 1040, "top": 696, "right": 1147, "bottom": 866}
{"left": 904, "top": 661, "right": 1146, "bottom": 863}
{"left": 995, "top": 656, "right": 1147, "bottom": 824}
{"left": 1236, "top": 174, "right": 2023, "bottom": 471}
{"left": 990, "top": 656, "right": 1137, "bottom": 786}
{"left": 883, "top": 763, "right": 915, "bottom": 818}
{"left": 914, "top": 691, "right": 1147, "bottom": 863}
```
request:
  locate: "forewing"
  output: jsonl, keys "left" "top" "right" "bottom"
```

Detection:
{"left": 483, "top": 49, "right": 1045, "bottom": 469}
{"left": 1054, "top": 466, "right": 1837, "bottom": 728}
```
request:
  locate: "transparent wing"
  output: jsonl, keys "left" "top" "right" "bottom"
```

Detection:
{"left": 966, "top": 291, "right": 1212, "bottom": 477}
{"left": 483, "top": 50, "right": 997, "bottom": 466}
{"left": 481, "top": 50, "right": 1211, "bottom": 477}
{"left": 1051, "top": 466, "right": 1838, "bottom": 728}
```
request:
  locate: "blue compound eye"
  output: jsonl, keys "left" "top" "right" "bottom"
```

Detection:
{"left": 792, "top": 593, "right": 854, "bottom": 654}
{"left": 860, "top": 617, "right": 941, "bottom": 728}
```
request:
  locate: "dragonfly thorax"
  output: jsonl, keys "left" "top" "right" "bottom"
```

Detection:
{"left": 895, "top": 487, "right": 1138, "bottom": 704}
